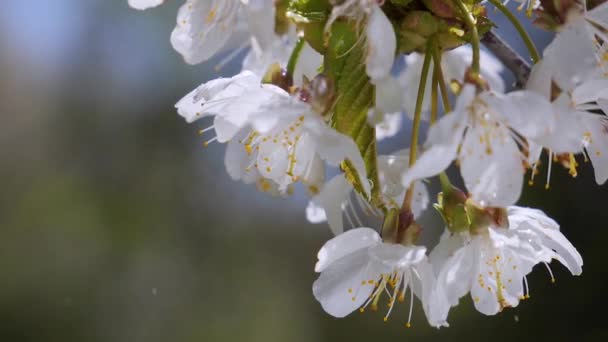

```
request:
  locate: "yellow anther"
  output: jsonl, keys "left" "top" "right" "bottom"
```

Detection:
{"left": 405, "top": 323, "right": 411, "bottom": 328}
{"left": 568, "top": 153, "right": 578, "bottom": 177}
{"left": 348, "top": 288, "right": 353, "bottom": 294}
{"left": 245, "top": 144, "right": 253, "bottom": 155}
{"left": 351, "top": 297, "right": 356, "bottom": 301}
{"left": 206, "top": 8, "right": 217, "bottom": 23}
{"left": 383, "top": 317, "right": 388, "bottom": 322}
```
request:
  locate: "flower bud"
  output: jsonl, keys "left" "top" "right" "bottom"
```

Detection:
{"left": 434, "top": 173, "right": 470, "bottom": 233}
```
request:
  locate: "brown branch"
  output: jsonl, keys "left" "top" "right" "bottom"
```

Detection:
{"left": 481, "top": 30, "right": 532, "bottom": 88}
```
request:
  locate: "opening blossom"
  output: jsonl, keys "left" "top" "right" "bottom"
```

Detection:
{"left": 129, "top": 0, "right": 602, "bottom": 331}
{"left": 432, "top": 206, "right": 582, "bottom": 316}
{"left": 313, "top": 227, "right": 448, "bottom": 327}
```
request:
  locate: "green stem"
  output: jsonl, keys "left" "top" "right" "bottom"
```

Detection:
{"left": 488, "top": 0, "right": 540, "bottom": 64}
{"left": 430, "top": 40, "right": 451, "bottom": 114}
{"left": 431, "top": 66, "right": 439, "bottom": 125}
{"left": 401, "top": 41, "right": 433, "bottom": 213}
{"left": 454, "top": 0, "right": 481, "bottom": 76}
{"left": 286, "top": 38, "right": 305, "bottom": 77}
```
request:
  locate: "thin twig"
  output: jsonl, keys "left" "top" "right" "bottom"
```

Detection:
{"left": 481, "top": 30, "right": 532, "bottom": 88}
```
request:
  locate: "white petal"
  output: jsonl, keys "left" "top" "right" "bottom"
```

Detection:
{"left": 373, "top": 111, "right": 402, "bottom": 141}
{"left": 313, "top": 249, "right": 383, "bottom": 317}
{"left": 469, "top": 252, "right": 500, "bottom": 314}
{"left": 436, "top": 240, "right": 477, "bottom": 307}
{"left": 429, "top": 231, "right": 466, "bottom": 275}
{"left": 311, "top": 175, "right": 353, "bottom": 236}
{"left": 365, "top": 5, "right": 396, "bottom": 82}
{"left": 410, "top": 180, "right": 430, "bottom": 218}
{"left": 294, "top": 41, "right": 323, "bottom": 83}
{"left": 572, "top": 79, "right": 608, "bottom": 105}
{"left": 306, "top": 201, "right": 327, "bottom": 224}
{"left": 526, "top": 59, "right": 553, "bottom": 99}
{"left": 301, "top": 154, "right": 326, "bottom": 195}
{"left": 308, "top": 121, "right": 371, "bottom": 196}
{"left": 443, "top": 46, "right": 505, "bottom": 93}
{"left": 244, "top": 0, "right": 277, "bottom": 52}
{"left": 175, "top": 71, "right": 259, "bottom": 123}
{"left": 224, "top": 131, "right": 258, "bottom": 183}
{"left": 536, "top": 227, "right": 583, "bottom": 276}
{"left": 459, "top": 125, "right": 524, "bottom": 207}
{"left": 512, "top": 206, "right": 583, "bottom": 275}
{"left": 586, "top": 2, "right": 608, "bottom": 29}
{"left": 128, "top": 0, "right": 164, "bottom": 10}
{"left": 480, "top": 90, "right": 554, "bottom": 140}
{"left": 543, "top": 20, "right": 599, "bottom": 90}
{"left": 401, "top": 107, "right": 466, "bottom": 188}
{"left": 413, "top": 262, "right": 450, "bottom": 327}
{"left": 367, "top": 244, "right": 427, "bottom": 268}
{"left": 316, "top": 228, "right": 386, "bottom": 274}
{"left": 212, "top": 116, "right": 241, "bottom": 142}
{"left": 171, "top": 0, "right": 240, "bottom": 65}
{"left": 375, "top": 76, "right": 404, "bottom": 114}
{"left": 581, "top": 114, "right": 608, "bottom": 184}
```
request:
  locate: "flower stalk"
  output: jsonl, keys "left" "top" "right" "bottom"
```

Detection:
{"left": 402, "top": 40, "right": 433, "bottom": 213}
{"left": 453, "top": 0, "right": 481, "bottom": 78}
{"left": 287, "top": 37, "right": 306, "bottom": 77}
{"left": 488, "top": 0, "right": 540, "bottom": 64}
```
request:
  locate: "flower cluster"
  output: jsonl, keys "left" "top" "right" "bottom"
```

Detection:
{"left": 129, "top": 0, "right": 607, "bottom": 328}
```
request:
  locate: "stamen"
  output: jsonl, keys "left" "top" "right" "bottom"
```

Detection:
{"left": 568, "top": 153, "right": 578, "bottom": 177}
{"left": 214, "top": 40, "right": 250, "bottom": 72}
{"left": 406, "top": 286, "right": 414, "bottom": 328}
{"left": 198, "top": 126, "right": 214, "bottom": 135}
{"left": 523, "top": 275, "right": 530, "bottom": 299}
{"left": 543, "top": 262, "right": 556, "bottom": 283}
{"left": 545, "top": 151, "right": 553, "bottom": 190}
{"left": 529, "top": 159, "right": 539, "bottom": 186}
{"left": 203, "top": 136, "right": 218, "bottom": 147}
{"left": 343, "top": 203, "right": 357, "bottom": 230}
{"left": 347, "top": 197, "right": 365, "bottom": 227}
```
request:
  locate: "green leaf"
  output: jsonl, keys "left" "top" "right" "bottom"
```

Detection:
{"left": 324, "top": 22, "right": 383, "bottom": 210}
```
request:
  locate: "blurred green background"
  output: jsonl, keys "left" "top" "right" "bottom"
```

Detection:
{"left": 0, "top": 1, "right": 606, "bottom": 341}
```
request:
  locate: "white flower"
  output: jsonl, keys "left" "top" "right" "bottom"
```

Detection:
{"left": 325, "top": 0, "right": 396, "bottom": 83}
{"left": 431, "top": 206, "right": 583, "bottom": 316}
{"left": 313, "top": 227, "right": 448, "bottom": 327}
{"left": 399, "top": 45, "right": 505, "bottom": 120}
{"left": 171, "top": 0, "right": 276, "bottom": 65}
{"left": 401, "top": 85, "right": 554, "bottom": 207}
{"left": 527, "top": 60, "right": 608, "bottom": 184}
{"left": 542, "top": 2, "right": 608, "bottom": 90}
{"left": 307, "top": 149, "right": 429, "bottom": 235}
{"left": 128, "top": 0, "right": 164, "bottom": 10}
{"left": 176, "top": 71, "right": 370, "bottom": 196}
